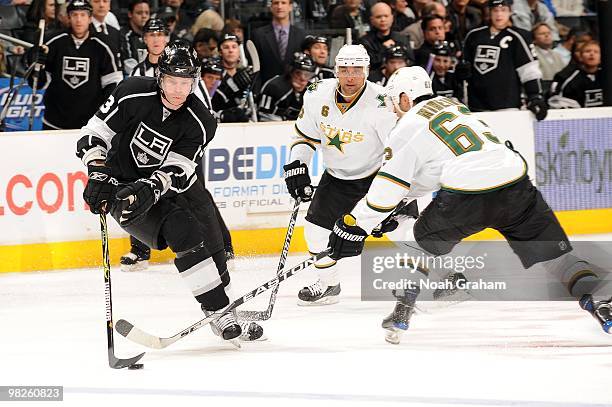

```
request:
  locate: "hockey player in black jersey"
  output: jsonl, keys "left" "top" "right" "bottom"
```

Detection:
{"left": 76, "top": 41, "right": 263, "bottom": 342}
{"left": 460, "top": 0, "right": 548, "bottom": 119}
{"left": 130, "top": 18, "right": 169, "bottom": 77}
{"left": 368, "top": 45, "right": 410, "bottom": 86}
{"left": 257, "top": 52, "right": 316, "bottom": 121}
{"left": 548, "top": 40, "right": 603, "bottom": 108}
{"left": 210, "top": 33, "right": 254, "bottom": 123}
{"left": 430, "top": 42, "right": 463, "bottom": 101}
{"left": 29, "top": 0, "right": 122, "bottom": 130}
{"left": 301, "top": 35, "right": 334, "bottom": 80}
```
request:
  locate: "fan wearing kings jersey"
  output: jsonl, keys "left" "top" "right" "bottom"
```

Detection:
{"left": 328, "top": 66, "right": 612, "bottom": 343}
{"left": 76, "top": 41, "right": 263, "bottom": 343}
{"left": 283, "top": 44, "right": 399, "bottom": 305}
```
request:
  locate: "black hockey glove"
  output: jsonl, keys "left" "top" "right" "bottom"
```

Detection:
{"left": 114, "top": 177, "right": 164, "bottom": 226}
{"left": 227, "top": 67, "right": 253, "bottom": 93}
{"left": 283, "top": 160, "right": 313, "bottom": 201}
{"left": 527, "top": 96, "right": 548, "bottom": 121}
{"left": 454, "top": 60, "right": 471, "bottom": 81}
{"left": 83, "top": 164, "right": 118, "bottom": 214}
{"left": 371, "top": 199, "right": 419, "bottom": 238}
{"left": 328, "top": 215, "right": 368, "bottom": 260}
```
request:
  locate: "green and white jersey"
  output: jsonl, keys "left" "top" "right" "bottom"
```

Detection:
{"left": 290, "top": 78, "right": 398, "bottom": 180}
{"left": 354, "top": 95, "right": 527, "bottom": 233}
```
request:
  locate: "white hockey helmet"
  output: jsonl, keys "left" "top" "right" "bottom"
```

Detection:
{"left": 334, "top": 44, "right": 370, "bottom": 77}
{"left": 385, "top": 66, "right": 433, "bottom": 109}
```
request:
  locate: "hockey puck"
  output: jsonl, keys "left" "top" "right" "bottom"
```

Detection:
{"left": 128, "top": 363, "right": 144, "bottom": 370}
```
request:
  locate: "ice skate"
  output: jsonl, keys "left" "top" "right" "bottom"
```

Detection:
{"left": 579, "top": 294, "right": 612, "bottom": 334}
{"left": 120, "top": 246, "right": 151, "bottom": 272}
{"left": 238, "top": 321, "right": 267, "bottom": 341}
{"left": 203, "top": 307, "right": 242, "bottom": 347}
{"left": 297, "top": 279, "right": 341, "bottom": 306}
{"left": 382, "top": 288, "right": 419, "bottom": 344}
{"left": 432, "top": 271, "right": 473, "bottom": 305}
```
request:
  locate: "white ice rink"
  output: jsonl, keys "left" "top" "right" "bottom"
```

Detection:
{"left": 1, "top": 250, "right": 611, "bottom": 407}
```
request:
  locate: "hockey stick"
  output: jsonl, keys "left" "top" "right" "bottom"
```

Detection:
{"left": 29, "top": 19, "right": 45, "bottom": 131}
{"left": 237, "top": 197, "right": 302, "bottom": 321}
{"left": 100, "top": 213, "right": 146, "bottom": 368}
{"left": 115, "top": 249, "right": 331, "bottom": 349}
{"left": 245, "top": 40, "right": 259, "bottom": 122}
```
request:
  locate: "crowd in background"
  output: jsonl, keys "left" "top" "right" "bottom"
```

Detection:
{"left": 0, "top": 0, "right": 605, "bottom": 129}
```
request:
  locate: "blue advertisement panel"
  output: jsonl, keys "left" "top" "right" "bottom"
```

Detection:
{"left": 534, "top": 118, "right": 612, "bottom": 211}
{"left": 0, "top": 78, "right": 45, "bottom": 131}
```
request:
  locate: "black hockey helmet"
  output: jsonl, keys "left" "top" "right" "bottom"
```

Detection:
{"left": 290, "top": 52, "right": 317, "bottom": 73}
{"left": 383, "top": 45, "right": 410, "bottom": 63}
{"left": 301, "top": 35, "right": 329, "bottom": 52}
{"left": 158, "top": 40, "right": 201, "bottom": 79}
{"left": 201, "top": 57, "right": 223, "bottom": 75}
{"left": 218, "top": 33, "right": 240, "bottom": 50}
{"left": 143, "top": 18, "right": 169, "bottom": 35}
{"left": 432, "top": 41, "right": 452, "bottom": 57}
{"left": 67, "top": 0, "right": 93, "bottom": 14}
{"left": 488, "top": 0, "right": 512, "bottom": 8}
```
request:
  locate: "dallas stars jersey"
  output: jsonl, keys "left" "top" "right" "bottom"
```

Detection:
{"left": 76, "top": 77, "right": 217, "bottom": 196}
{"left": 463, "top": 25, "right": 542, "bottom": 111}
{"left": 352, "top": 95, "right": 527, "bottom": 232}
{"left": 291, "top": 78, "right": 397, "bottom": 180}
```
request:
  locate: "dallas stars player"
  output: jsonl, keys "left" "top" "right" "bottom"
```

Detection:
{"left": 283, "top": 44, "right": 398, "bottom": 305}
{"left": 327, "top": 66, "right": 612, "bottom": 342}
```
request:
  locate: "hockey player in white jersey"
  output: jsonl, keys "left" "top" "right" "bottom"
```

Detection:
{"left": 283, "top": 44, "right": 400, "bottom": 305}
{"left": 327, "top": 66, "right": 611, "bottom": 341}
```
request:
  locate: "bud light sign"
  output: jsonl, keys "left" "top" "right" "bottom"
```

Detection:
{"left": 0, "top": 78, "right": 45, "bottom": 131}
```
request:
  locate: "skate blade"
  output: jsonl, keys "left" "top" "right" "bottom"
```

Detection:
{"left": 297, "top": 296, "right": 340, "bottom": 306}
{"left": 240, "top": 333, "right": 268, "bottom": 342}
{"left": 121, "top": 261, "right": 149, "bottom": 272}
{"left": 228, "top": 339, "right": 241, "bottom": 349}
{"left": 384, "top": 327, "right": 404, "bottom": 345}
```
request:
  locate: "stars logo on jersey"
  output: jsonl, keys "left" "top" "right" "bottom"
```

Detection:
{"left": 327, "top": 133, "right": 346, "bottom": 152}
{"left": 62, "top": 57, "right": 90, "bottom": 89}
{"left": 376, "top": 94, "right": 386, "bottom": 108}
{"left": 130, "top": 122, "right": 173, "bottom": 168}
{"left": 474, "top": 45, "right": 500, "bottom": 75}
{"left": 307, "top": 79, "right": 321, "bottom": 93}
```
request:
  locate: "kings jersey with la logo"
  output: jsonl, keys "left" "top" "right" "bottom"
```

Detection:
{"left": 291, "top": 78, "right": 398, "bottom": 180}
{"left": 76, "top": 77, "right": 217, "bottom": 195}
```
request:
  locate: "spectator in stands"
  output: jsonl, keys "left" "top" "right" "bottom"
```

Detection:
{"left": 446, "top": 0, "right": 482, "bottom": 44}
{"left": 21, "top": 0, "right": 63, "bottom": 43}
{"left": 401, "top": 1, "right": 446, "bottom": 49}
{"left": 460, "top": 0, "right": 547, "bottom": 119}
{"left": 0, "top": 43, "right": 8, "bottom": 78}
{"left": 190, "top": 0, "right": 223, "bottom": 37}
{"left": 91, "top": 0, "right": 122, "bottom": 71}
{"left": 358, "top": 1, "right": 413, "bottom": 71}
{"left": 257, "top": 52, "right": 316, "bottom": 121}
{"left": 511, "top": 0, "right": 559, "bottom": 41}
{"left": 201, "top": 56, "right": 223, "bottom": 97}
{"left": 157, "top": 0, "right": 193, "bottom": 40}
{"left": 250, "top": 0, "right": 306, "bottom": 84}
{"left": 368, "top": 44, "right": 410, "bottom": 85}
{"left": 192, "top": 28, "right": 218, "bottom": 60}
{"left": 430, "top": 41, "right": 463, "bottom": 101}
{"left": 130, "top": 18, "right": 169, "bottom": 76}
{"left": 329, "top": 0, "right": 369, "bottom": 37}
{"left": 532, "top": 22, "right": 564, "bottom": 93}
{"left": 390, "top": 0, "right": 414, "bottom": 32}
{"left": 414, "top": 14, "right": 446, "bottom": 70}
{"left": 409, "top": 0, "right": 433, "bottom": 20}
{"left": 211, "top": 33, "right": 255, "bottom": 122}
{"left": 548, "top": 40, "right": 603, "bottom": 108}
{"left": 30, "top": 0, "right": 122, "bottom": 129}
{"left": 120, "top": 0, "right": 150, "bottom": 75}
{"left": 553, "top": 27, "right": 586, "bottom": 66}
{"left": 301, "top": 35, "right": 334, "bottom": 79}
{"left": 91, "top": 0, "right": 119, "bottom": 30}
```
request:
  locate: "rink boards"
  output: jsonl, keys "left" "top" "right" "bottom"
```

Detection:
{"left": 1, "top": 108, "right": 611, "bottom": 272}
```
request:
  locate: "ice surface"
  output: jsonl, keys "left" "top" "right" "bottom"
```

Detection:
{"left": 1, "top": 247, "right": 611, "bottom": 407}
